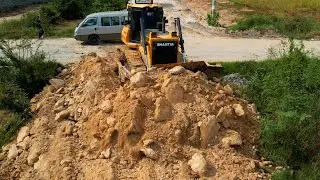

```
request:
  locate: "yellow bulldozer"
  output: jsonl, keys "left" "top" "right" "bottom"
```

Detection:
{"left": 115, "top": 0, "right": 221, "bottom": 80}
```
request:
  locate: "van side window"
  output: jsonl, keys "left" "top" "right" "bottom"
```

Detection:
{"left": 82, "top": 18, "right": 97, "bottom": 27}
{"left": 111, "top": 17, "right": 120, "bottom": 26}
{"left": 101, "top": 17, "right": 111, "bottom": 26}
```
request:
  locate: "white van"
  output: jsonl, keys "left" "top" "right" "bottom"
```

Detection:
{"left": 74, "top": 11, "right": 128, "bottom": 44}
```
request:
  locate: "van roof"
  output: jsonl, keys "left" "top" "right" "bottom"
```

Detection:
{"left": 86, "top": 10, "right": 128, "bottom": 18}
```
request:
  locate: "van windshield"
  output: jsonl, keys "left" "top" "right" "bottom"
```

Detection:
{"left": 81, "top": 17, "right": 97, "bottom": 27}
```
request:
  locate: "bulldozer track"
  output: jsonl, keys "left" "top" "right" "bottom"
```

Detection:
{"left": 117, "top": 46, "right": 147, "bottom": 73}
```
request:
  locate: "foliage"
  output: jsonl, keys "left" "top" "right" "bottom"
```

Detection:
{"left": 0, "top": 0, "right": 128, "bottom": 39}
{"left": 231, "top": 15, "right": 320, "bottom": 39}
{"left": 0, "top": 39, "right": 62, "bottom": 147}
{"left": 40, "top": 4, "right": 60, "bottom": 25}
{"left": 207, "top": 12, "right": 221, "bottom": 27}
{"left": 0, "top": 112, "right": 27, "bottom": 149}
{"left": 230, "top": 0, "right": 320, "bottom": 21}
{"left": 0, "top": 39, "right": 63, "bottom": 97}
{"left": 53, "top": 0, "right": 90, "bottom": 20}
{"left": 90, "top": 0, "right": 127, "bottom": 13}
{"left": 221, "top": 40, "right": 320, "bottom": 178}
{"left": 0, "top": 11, "right": 38, "bottom": 39}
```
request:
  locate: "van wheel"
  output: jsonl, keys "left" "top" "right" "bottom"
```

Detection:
{"left": 88, "top": 35, "right": 100, "bottom": 45}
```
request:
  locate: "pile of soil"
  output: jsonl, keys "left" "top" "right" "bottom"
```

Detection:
{"left": 0, "top": 54, "right": 270, "bottom": 179}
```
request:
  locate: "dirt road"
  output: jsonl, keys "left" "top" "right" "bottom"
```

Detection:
{"left": 1, "top": 0, "right": 320, "bottom": 63}
{"left": 1, "top": 37, "right": 319, "bottom": 64}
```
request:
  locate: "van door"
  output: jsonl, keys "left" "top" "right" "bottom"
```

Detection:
{"left": 97, "top": 16, "right": 123, "bottom": 40}
{"left": 77, "top": 17, "right": 98, "bottom": 40}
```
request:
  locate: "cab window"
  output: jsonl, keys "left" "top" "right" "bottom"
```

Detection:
{"left": 82, "top": 18, "right": 97, "bottom": 27}
{"left": 121, "top": 16, "right": 128, "bottom": 25}
{"left": 111, "top": 17, "right": 120, "bottom": 26}
{"left": 101, "top": 17, "right": 111, "bottom": 26}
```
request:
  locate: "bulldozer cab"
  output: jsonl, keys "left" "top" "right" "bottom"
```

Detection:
{"left": 127, "top": 2, "right": 165, "bottom": 42}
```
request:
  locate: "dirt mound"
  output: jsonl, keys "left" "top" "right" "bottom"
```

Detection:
{"left": 0, "top": 54, "right": 269, "bottom": 179}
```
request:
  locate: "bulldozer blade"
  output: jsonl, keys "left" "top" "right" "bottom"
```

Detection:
{"left": 154, "top": 61, "right": 223, "bottom": 78}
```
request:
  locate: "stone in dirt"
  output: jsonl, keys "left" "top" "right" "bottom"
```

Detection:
{"left": 136, "top": 94, "right": 154, "bottom": 109}
{"left": 17, "top": 126, "right": 30, "bottom": 143}
{"left": 54, "top": 97, "right": 65, "bottom": 109}
{"left": 55, "top": 110, "right": 70, "bottom": 121}
{"left": 188, "top": 153, "right": 208, "bottom": 175}
{"left": 101, "top": 148, "right": 112, "bottom": 159}
{"left": 216, "top": 107, "right": 226, "bottom": 122}
{"left": 130, "top": 72, "right": 149, "bottom": 88}
{"left": 140, "top": 148, "right": 158, "bottom": 160}
{"left": 60, "top": 159, "right": 72, "bottom": 167}
{"left": 100, "top": 100, "right": 113, "bottom": 113}
{"left": 143, "top": 139, "right": 156, "bottom": 147}
{"left": 222, "top": 130, "right": 243, "bottom": 147}
{"left": 248, "top": 103, "right": 257, "bottom": 114}
{"left": 164, "top": 82, "right": 184, "bottom": 104}
{"left": 0, "top": 152, "right": 6, "bottom": 161}
{"left": 223, "top": 85, "right": 233, "bottom": 95}
{"left": 107, "top": 117, "right": 116, "bottom": 127}
{"left": 27, "top": 144, "right": 41, "bottom": 166}
{"left": 233, "top": 104, "right": 245, "bottom": 117}
{"left": 17, "top": 136, "right": 31, "bottom": 150}
{"left": 169, "top": 66, "right": 185, "bottom": 75}
{"left": 49, "top": 78, "right": 65, "bottom": 90}
{"left": 222, "top": 119, "right": 230, "bottom": 128}
{"left": 8, "top": 144, "right": 18, "bottom": 159}
{"left": 154, "top": 97, "right": 173, "bottom": 122}
{"left": 200, "top": 115, "right": 220, "bottom": 148}
{"left": 63, "top": 121, "right": 75, "bottom": 136}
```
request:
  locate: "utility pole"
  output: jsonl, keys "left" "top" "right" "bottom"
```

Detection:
{"left": 212, "top": 0, "right": 216, "bottom": 15}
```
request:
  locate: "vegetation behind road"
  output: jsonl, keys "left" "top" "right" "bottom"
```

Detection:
{"left": 0, "top": 0, "right": 127, "bottom": 39}
{"left": 221, "top": 40, "right": 320, "bottom": 179}
{"left": 229, "top": 0, "right": 320, "bottom": 39}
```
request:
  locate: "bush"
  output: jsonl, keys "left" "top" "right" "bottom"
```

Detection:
{"left": 221, "top": 40, "right": 320, "bottom": 178}
{"left": 54, "top": 0, "right": 90, "bottom": 20}
{"left": 90, "top": 0, "right": 127, "bottom": 13}
{"left": 0, "top": 39, "right": 63, "bottom": 97}
{"left": 0, "top": 82, "right": 29, "bottom": 114}
{"left": 0, "top": 112, "right": 27, "bottom": 148}
{"left": 207, "top": 12, "right": 221, "bottom": 27}
{"left": 40, "top": 4, "right": 60, "bottom": 25}
{"left": 272, "top": 170, "right": 294, "bottom": 180}
{"left": 0, "top": 39, "right": 62, "bottom": 148}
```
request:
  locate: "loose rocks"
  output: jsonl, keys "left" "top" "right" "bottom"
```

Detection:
{"left": 188, "top": 153, "right": 208, "bottom": 176}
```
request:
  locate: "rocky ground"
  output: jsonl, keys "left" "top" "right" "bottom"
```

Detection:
{"left": 0, "top": 52, "right": 278, "bottom": 179}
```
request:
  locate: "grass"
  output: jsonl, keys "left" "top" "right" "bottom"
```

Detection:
{"left": 221, "top": 40, "right": 320, "bottom": 179}
{"left": 0, "top": 0, "right": 127, "bottom": 39}
{"left": 44, "top": 20, "right": 80, "bottom": 38}
{"left": 0, "top": 39, "right": 63, "bottom": 148}
{"left": 229, "top": 0, "right": 320, "bottom": 39}
{"left": 231, "top": 0, "right": 320, "bottom": 20}
{"left": 231, "top": 15, "right": 320, "bottom": 39}
{"left": 0, "top": 11, "right": 78, "bottom": 39}
{"left": 207, "top": 12, "right": 221, "bottom": 27}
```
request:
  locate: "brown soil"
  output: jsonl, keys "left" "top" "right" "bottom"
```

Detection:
{"left": 0, "top": 53, "right": 271, "bottom": 179}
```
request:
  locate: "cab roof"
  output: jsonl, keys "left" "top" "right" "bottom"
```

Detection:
{"left": 127, "top": 3, "right": 163, "bottom": 8}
